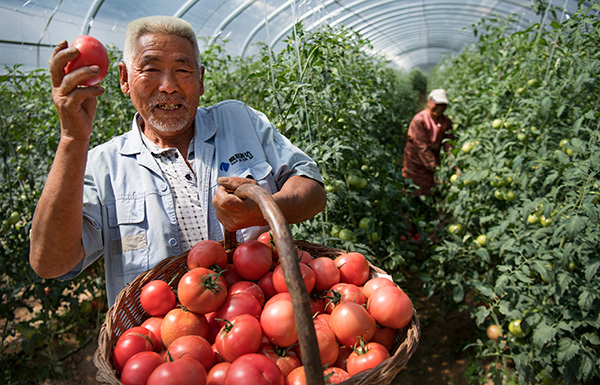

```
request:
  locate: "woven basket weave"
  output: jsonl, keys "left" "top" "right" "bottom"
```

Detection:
{"left": 93, "top": 185, "right": 420, "bottom": 385}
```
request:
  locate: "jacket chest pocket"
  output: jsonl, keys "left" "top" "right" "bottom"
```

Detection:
{"left": 106, "top": 197, "right": 149, "bottom": 277}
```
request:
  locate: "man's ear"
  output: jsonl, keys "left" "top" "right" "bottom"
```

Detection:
{"left": 118, "top": 61, "right": 130, "bottom": 95}
{"left": 199, "top": 65, "right": 205, "bottom": 96}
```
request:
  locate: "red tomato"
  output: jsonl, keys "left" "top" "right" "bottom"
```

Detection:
{"left": 371, "top": 325, "right": 397, "bottom": 351}
{"left": 64, "top": 35, "right": 109, "bottom": 86}
{"left": 228, "top": 281, "right": 266, "bottom": 307}
{"left": 178, "top": 267, "right": 228, "bottom": 314}
{"left": 215, "top": 314, "right": 263, "bottom": 362}
{"left": 257, "top": 230, "right": 279, "bottom": 261}
{"left": 346, "top": 342, "right": 390, "bottom": 376}
{"left": 324, "top": 282, "right": 365, "bottom": 313}
{"left": 147, "top": 357, "right": 207, "bottom": 385}
{"left": 140, "top": 280, "right": 176, "bottom": 316}
{"left": 301, "top": 319, "right": 338, "bottom": 367}
{"left": 258, "top": 342, "right": 301, "bottom": 378}
{"left": 272, "top": 262, "right": 316, "bottom": 294}
{"left": 141, "top": 316, "right": 165, "bottom": 351}
{"left": 119, "top": 326, "right": 160, "bottom": 353}
{"left": 260, "top": 293, "right": 298, "bottom": 348}
{"left": 334, "top": 252, "right": 370, "bottom": 286}
{"left": 207, "top": 362, "right": 231, "bottom": 385}
{"left": 308, "top": 257, "right": 340, "bottom": 291}
{"left": 216, "top": 292, "right": 262, "bottom": 325}
{"left": 285, "top": 366, "right": 306, "bottom": 385}
{"left": 329, "top": 302, "right": 376, "bottom": 347}
{"left": 112, "top": 333, "right": 153, "bottom": 373}
{"left": 323, "top": 367, "right": 350, "bottom": 384}
{"left": 310, "top": 296, "right": 326, "bottom": 317}
{"left": 296, "top": 249, "right": 313, "bottom": 264}
{"left": 161, "top": 307, "right": 209, "bottom": 347}
{"left": 188, "top": 240, "right": 228, "bottom": 270}
{"left": 232, "top": 240, "right": 273, "bottom": 281}
{"left": 258, "top": 271, "right": 277, "bottom": 299}
{"left": 167, "top": 335, "right": 215, "bottom": 372}
{"left": 362, "top": 276, "right": 396, "bottom": 298}
{"left": 205, "top": 312, "right": 221, "bottom": 344}
{"left": 120, "top": 351, "right": 164, "bottom": 385}
{"left": 333, "top": 346, "right": 352, "bottom": 371}
{"left": 221, "top": 264, "right": 242, "bottom": 287}
{"left": 367, "top": 286, "right": 413, "bottom": 329}
{"left": 224, "top": 353, "right": 284, "bottom": 385}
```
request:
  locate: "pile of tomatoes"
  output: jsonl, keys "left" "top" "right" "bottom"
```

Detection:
{"left": 111, "top": 233, "right": 414, "bottom": 385}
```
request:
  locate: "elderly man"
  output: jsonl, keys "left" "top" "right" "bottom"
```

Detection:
{"left": 402, "top": 89, "right": 454, "bottom": 196}
{"left": 29, "top": 16, "right": 326, "bottom": 305}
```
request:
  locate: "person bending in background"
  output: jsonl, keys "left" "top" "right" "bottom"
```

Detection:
{"left": 29, "top": 16, "right": 326, "bottom": 306}
{"left": 402, "top": 89, "right": 454, "bottom": 196}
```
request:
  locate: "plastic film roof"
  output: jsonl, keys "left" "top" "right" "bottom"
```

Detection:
{"left": 0, "top": 0, "right": 593, "bottom": 73}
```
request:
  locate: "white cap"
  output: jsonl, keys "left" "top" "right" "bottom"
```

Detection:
{"left": 428, "top": 89, "right": 449, "bottom": 105}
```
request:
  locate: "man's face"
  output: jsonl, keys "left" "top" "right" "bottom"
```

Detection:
{"left": 120, "top": 33, "right": 203, "bottom": 136}
{"left": 428, "top": 99, "right": 447, "bottom": 119}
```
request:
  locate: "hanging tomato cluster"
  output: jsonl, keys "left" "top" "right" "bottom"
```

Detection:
{"left": 111, "top": 233, "right": 414, "bottom": 385}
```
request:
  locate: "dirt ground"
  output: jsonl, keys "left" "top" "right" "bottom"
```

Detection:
{"left": 45, "top": 275, "right": 480, "bottom": 385}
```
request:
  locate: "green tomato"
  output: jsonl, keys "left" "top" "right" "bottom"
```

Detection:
{"left": 359, "top": 217, "right": 372, "bottom": 230}
{"left": 504, "top": 190, "right": 515, "bottom": 202}
{"left": 347, "top": 175, "right": 361, "bottom": 186}
{"left": 368, "top": 232, "right": 381, "bottom": 243}
{"left": 494, "top": 189, "right": 504, "bottom": 200}
{"left": 448, "top": 224, "right": 463, "bottom": 235}
{"left": 492, "top": 119, "right": 503, "bottom": 129}
{"left": 540, "top": 216, "right": 552, "bottom": 227}
{"left": 330, "top": 225, "right": 340, "bottom": 237}
{"left": 559, "top": 138, "right": 570, "bottom": 148}
{"left": 527, "top": 214, "right": 540, "bottom": 225}
{"left": 338, "top": 229, "right": 355, "bottom": 241}
{"left": 356, "top": 178, "right": 368, "bottom": 189}
{"left": 6, "top": 212, "right": 20, "bottom": 225}
{"left": 517, "top": 132, "right": 527, "bottom": 142}
{"left": 324, "top": 183, "right": 339, "bottom": 193}
{"left": 461, "top": 141, "right": 475, "bottom": 153}
{"left": 508, "top": 319, "right": 524, "bottom": 338}
{"left": 475, "top": 234, "right": 487, "bottom": 247}
{"left": 450, "top": 174, "right": 459, "bottom": 184}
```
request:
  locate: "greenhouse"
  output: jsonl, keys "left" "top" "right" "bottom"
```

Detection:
{"left": 1, "top": 1, "right": 599, "bottom": 385}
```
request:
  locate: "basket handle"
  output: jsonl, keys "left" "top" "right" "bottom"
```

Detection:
{"left": 233, "top": 183, "right": 324, "bottom": 385}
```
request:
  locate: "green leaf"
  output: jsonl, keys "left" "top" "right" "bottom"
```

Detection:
{"left": 533, "top": 320, "right": 557, "bottom": 348}
{"left": 557, "top": 337, "right": 580, "bottom": 363}
{"left": 584, "top": 258, "right": 599, "bottom": 282}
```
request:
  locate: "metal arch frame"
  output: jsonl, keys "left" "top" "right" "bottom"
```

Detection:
{"left": 81, "top": 0, "right": 105, "bottom": 35}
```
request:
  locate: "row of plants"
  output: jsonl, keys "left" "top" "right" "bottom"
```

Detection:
{"left": 0, "top": 25, "right": 426, "bottom": 383}
{"left": 426, "top": 1, "right": 600, "bottom": 384}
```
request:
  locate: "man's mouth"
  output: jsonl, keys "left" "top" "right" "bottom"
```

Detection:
{"left": 157, "top": 103, "right": 181, "bottom": 110}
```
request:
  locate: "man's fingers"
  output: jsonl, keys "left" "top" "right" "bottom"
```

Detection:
{"left": 49, "top": 41, "right": 77, "bottom": 88}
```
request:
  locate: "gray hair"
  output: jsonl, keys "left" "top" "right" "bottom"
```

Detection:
{"left": 122, "top": 15, "right": 201, "bottom": 71}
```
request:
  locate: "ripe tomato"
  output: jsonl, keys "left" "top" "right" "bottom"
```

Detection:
{"left": 221, "top": 264, "right": 242, "bottom": 287}
{"left": 188, "top": 240, "right": 228, "bottom": 270}
{"left": 323, "top": 367, "right": 351, "bottom": 384}
{"left": 161, "top": 307, "right": 209, "bottom": 347}
{"left": 260, "top": 293, "right": 298, "bottom": 348}
{"left": 178, "top": 267, "right": 228, "bottom": 314}
{"left": 296, "top": 249, "right": 313, "bottom": 264}
{"left": 112, "top": 333, "right": 153, "bottom": 373}
{"left": 224, "top": 353, "right": 284, "bottom": 385}
{"left": 120, "top": 351, "right": 164, "bottom": 385}
{"left": 232, "top": 240, "right": 273, "bottom": 281}
{"left": 140, "top": 280, "right": 176, "bottom": 316}
{"left": 120, "top": 326, "right": 160, "bottom": 353}
{"left": 215, "top": 314, "right": 263, "bottom": 362}
{"left": 324, "top": 283, "right": 365, "bottom": 313}
{"left": 334, "top": 252, "right": 370, "bottom": 286}
{"left": 141, "top": 316, "right": 165, "bottom": 351}
{"left": 207, "top": 362, "right": 231, "bottom": 385}
{"left": 346, "top": 342, "right": 390, "bottom": 376}
{"left": 308, "top": 257, "right": 340, "bottom": 291}
{"left": 333, "top": 346, "right": 352, "bottom": 371}
{"left": 272, "top": 262, "right": 316, "bottom": 294}
{"left": 258, "top": 271, "right": 278, "bottom": 299}
{"left": 167, "top": 335, "right": 215, "bottom": 371}
{"left": 147, "top": 357, "right": 207, "bottom": 385}
{"left": 362, "top": 277, "right": 396, "bottom": 299}
{"left": 64, "top": 35, "right": 109, "bottom": 86}
{"left": 312, "top": 319, "right": 339, "bottom": 366}
{"left": 258, "top": 342, "right": 301, "bottom": 377}
{"left": 487, "top": 324, "right": 501, "bottom": 341}
{"left": 367, "top": 286, "right": 413, "bottom": 329}
{"left": 216, "top": 292, "right": 262, "bottom": 324}
{"left": 329, "top": 302, "right": 376, "bottom": 347}
{"left": 257, "top": 230, "right": 279, "bottom": 261}
{"left": 371, "top": 325, "right": 397, "bottom": 351}
{"left": 228, "top": 281, "right": 266, "bottom": 307}
{"left": 285, "top": 366, "right": 306, "bottom": 385}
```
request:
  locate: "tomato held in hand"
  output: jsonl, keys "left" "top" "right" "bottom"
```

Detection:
{"left": 64, "top": 35, "right": 110, "bottom": 86}
{"left": 140, "top": 280, "right": 176, "bottom": 317}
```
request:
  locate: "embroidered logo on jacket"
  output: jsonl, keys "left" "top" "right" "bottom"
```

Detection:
{"left": 220, "top": 162, "right": 230, "bottom": 172}
{"left": 229, "top": 151, "right": 254, "bottom": 165}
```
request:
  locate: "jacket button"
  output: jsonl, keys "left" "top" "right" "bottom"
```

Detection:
{"left": 168, "top": 238, "right": 178, "bottom": 246}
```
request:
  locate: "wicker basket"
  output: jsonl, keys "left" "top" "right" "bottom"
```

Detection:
{"left": 93, "top": 185, "right": 420, "bottom": 385}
